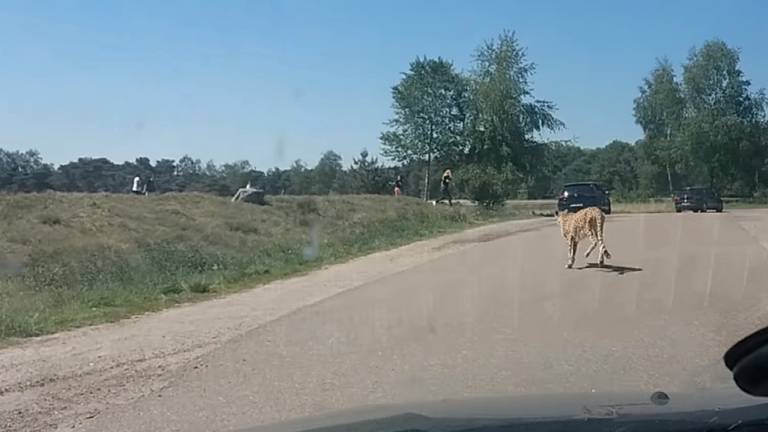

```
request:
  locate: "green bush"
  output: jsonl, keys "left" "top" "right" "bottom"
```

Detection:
{"left": 458, "top": 164, "right": 521, "bottom": 208}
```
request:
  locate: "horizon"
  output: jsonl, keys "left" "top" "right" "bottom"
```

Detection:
{"left": 1, "top": 0, "right": 766, "bottom": 168}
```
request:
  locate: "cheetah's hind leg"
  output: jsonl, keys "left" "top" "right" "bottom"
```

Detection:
{"left": 584, "top": 240, "right": 598, "bottom": 258}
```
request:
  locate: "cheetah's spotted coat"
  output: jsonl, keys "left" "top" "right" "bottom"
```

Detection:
{"left": 557, "top": 207, "right": 611, "bottom": 269}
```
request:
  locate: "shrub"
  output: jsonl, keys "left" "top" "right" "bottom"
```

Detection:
{"left": 458, "top": 164, "right": 521, "bottom": 208}
{"left": 38, "top": 213, "right": 63, "bottom": 226}
{"left": 185, "top": 279, "right": 212, "bottom": 294}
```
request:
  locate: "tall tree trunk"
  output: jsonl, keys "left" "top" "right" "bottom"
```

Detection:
{"left": 424, "top": 151, "right": 432, "bottom": 201}
{"left": 756, "top": 168, "right": 760, "bottom": 189}
{"left": 665, "top": 163, "right": 674, "bottom": 195}
{"left": 663, "top": 130, "right": 674, "bottom": 195}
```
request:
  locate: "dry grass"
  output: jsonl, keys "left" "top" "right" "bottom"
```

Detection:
{"left": 612, "top": 200, "right": 675, "bottom": 213}
{"left": 502, "top": 199, "right": 679, "bottom": 215}
{"left": 0, "top": 192, "right": 518, "bottom": 339}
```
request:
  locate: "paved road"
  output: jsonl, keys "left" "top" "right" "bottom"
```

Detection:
{"left": 81, "top": 211, "right": 768, "bottom": 432}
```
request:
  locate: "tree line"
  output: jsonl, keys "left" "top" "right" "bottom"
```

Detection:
{"left": 1, "top": 32, "right": 765, "bottom": 203}
{"left": 380, "top": 32, "right": 767, "bottom": 204}
{"left": 0, "top": 139, "right": 704, "bottom": 202}
{"left": 0, "top": 148, "right": 410, "bottom": 197}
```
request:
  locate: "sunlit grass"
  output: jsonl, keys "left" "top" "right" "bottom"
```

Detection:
{"left": 0, "top": 193, "right": 521, "bottom": 340}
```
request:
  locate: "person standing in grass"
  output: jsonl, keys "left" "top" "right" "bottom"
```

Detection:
{"left": 434, "top": 169, "right": 453, "bottom": 206}
{"left": 131, "top": 175, "right": 143, "bottom": 195}
{"left": 394, "top": 175, "right": 403, "bottom": 197}
{"left": 143, "top": 177, "right": 156, "bottom": 195}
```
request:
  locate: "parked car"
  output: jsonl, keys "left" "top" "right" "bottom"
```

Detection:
{"left": 673, "top": 187, "right": 723, "bottom": 213}
{"left": 557, "top": 182, "right": 611, "bottom": 214}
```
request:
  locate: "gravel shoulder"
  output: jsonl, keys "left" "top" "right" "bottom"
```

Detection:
{"left": 0, "top": 217, "right": 550, "bottom": 432}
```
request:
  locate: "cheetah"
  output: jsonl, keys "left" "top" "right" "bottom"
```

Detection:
{"left": 556, "top": 207, "right": 612, "bottom": 269}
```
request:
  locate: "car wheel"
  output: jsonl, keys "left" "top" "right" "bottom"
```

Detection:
{"left": 675, "top": 208, "right": 682, "bottom": 213}
{"left": 717, "top": 206, "right": 723, "bottom": 213}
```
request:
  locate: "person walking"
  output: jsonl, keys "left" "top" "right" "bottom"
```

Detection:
{"left": 434, "top": 169, "right": 453, "bottom": 206}
{"left": 394, "top": 175, "right": 403, "bottom": 197}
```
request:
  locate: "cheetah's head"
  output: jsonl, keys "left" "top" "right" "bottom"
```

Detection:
{"left": 554, "top": 209, "right": 571, "bottom": 226}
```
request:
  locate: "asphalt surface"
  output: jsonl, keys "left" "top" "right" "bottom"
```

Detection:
{"left": 80, "top": 211, "right": 768, "bottom": 432}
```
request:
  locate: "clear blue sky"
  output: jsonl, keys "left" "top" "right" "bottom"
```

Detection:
{"left": 1, "top": 0, "right": 766, "bottom": 168}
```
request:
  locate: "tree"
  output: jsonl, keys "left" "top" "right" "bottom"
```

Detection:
{"left": 634, "top": 59, "right": 685, "bottom": 193}
{"left": 220, "top": 160, "right": 253, "bottom": 190}
{"left": 457, "top": 163, "right": 521, "bottom": 207}
{"left": 347, "top": 149, "right": 386, "bottom": 194}
{"left": 203, "top": 160, "right": 221, "bottom": 177}
{"left": 635, "top": 139, "right": 673, "bottom": 197}
{"left": 313, "top": 151, "right": 343, "bottom": 194}
{"left": 539, "top": 141, "right": 586, "bottom": 197}
{"left": 0, "top": 149, "right": 54, "bottom": 192}
{"left": 153, "top": 158, "right": 177, "bottom": 192}
{"left": 682, "top": 40, "right": 767, "bottom": 194}
{"left": 134, "top": 157, "right": 154, "bottom": 176}
{"left": 466, "top": 31, "right": 563, "bottom": 198}
{"left": 381, "top": 57, "right": 468, "bottom": 200}
{"left": 51, "top": 157, "right": 123, "bottom": 192}
{"left": 558, "top": 151, "right": 597, "bottom": 186}
{"left": 176, "top": 155, "right": 203, "bottom": 177}
{"left": 590, "top": 141, "right": 640, "bottom": 198}
{"left": 286, "top": 160, "right": 311, "bottom": 195}
{"left": 264, "top": 167, "right": 289, "bottom": 195}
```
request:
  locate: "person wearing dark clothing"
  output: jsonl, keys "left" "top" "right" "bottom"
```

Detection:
{"left": 143, "top": 177, "right": 156, "bottom": 195}
{"left": 435, "top": 169, "right": 453, "bottom": 206}
{"left": 394, "top": 175, "right": 403, "bottom": 197}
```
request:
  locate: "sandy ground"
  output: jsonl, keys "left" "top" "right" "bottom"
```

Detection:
{"left": 0, "top": 217, "right": 551, "bottom": 432}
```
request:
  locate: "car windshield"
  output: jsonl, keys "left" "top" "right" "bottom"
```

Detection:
{"left": 2, "top": 2, "right": 767, "bottom": 432}
{"left": 565, "top": 184, "right": 597, "bottom": 195}
{"left": 685, "top": 188, "right": 707, "bottom": 196}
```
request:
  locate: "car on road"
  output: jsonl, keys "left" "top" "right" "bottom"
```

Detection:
{"left": 673, "top": 187, "right": 723, "bottom": 213}
{"left": 557, "top": 182, "right": 611, "bottom": 214}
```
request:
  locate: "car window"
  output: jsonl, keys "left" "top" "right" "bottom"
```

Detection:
{"left": 565, "top": 184, "right": 596, "bottom": 195}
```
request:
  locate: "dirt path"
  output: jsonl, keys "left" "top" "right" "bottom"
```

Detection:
{"left": 0, "top": 218, "right": 550, "bottom": 432}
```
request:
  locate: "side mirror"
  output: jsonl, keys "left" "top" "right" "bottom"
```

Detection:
{"left": 724, "top": 326, "right": 768, "bottom": 397}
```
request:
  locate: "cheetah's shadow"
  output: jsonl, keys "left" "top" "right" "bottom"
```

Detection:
{"left": 576, "top": 263, "right": 643, "bottom": 275}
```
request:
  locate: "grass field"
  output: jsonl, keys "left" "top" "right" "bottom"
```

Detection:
{"left": 0, "top": 193, "right": 527, "bottom": 340}
{"left": 504, "top": 199, "right": 678, "bottom": 215}
{"left": 612, "top": 200, "right": 674, "bottom": 213}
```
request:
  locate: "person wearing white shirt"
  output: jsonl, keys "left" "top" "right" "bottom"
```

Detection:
{"left": 131, "top": 176, "right": 142, "bottom": 195}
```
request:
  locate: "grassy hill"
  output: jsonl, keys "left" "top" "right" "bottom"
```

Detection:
{"left": 0, "top": 193, "right": 515, "bottom": 340}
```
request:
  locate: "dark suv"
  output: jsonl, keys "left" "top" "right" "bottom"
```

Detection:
{"left": 557, "top": 182, "right": 611, "bottom": 214}
{"left": 673, "top": 187, "right": 723, "bottom": 213}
